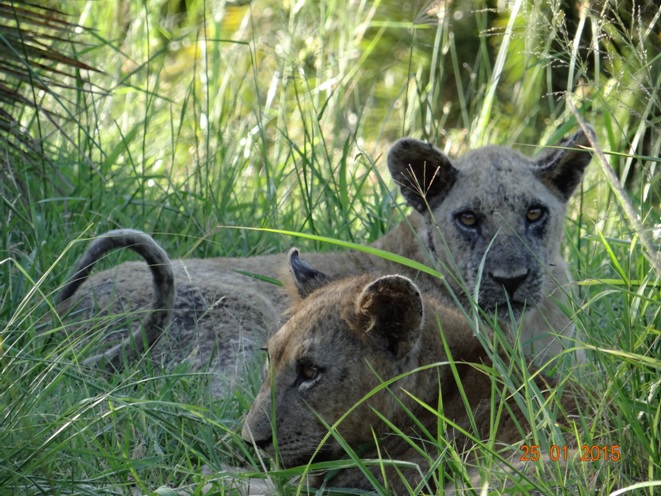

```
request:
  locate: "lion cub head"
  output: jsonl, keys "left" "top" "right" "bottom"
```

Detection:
{"left": 241, "top": 250, "right": 485, "bottom": 489}
{"left": 387, "top": 128, "right": 593, "bottom": 319}
{"left": 242, "top": 250, "right": 430, "bottom": 469}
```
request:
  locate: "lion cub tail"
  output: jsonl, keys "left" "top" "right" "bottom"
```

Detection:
{"left": 59, "top": 229, "right": 175, "bottom": 370}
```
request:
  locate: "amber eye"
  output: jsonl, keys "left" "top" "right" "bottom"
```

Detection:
{"left": 457, "top": 211, "right": 478, "bottom": 228}
{"left": 526, "top": 207, "right": 544, "bottom": 222}
{"left": 301, "top": 364, "right": 318, "bottom": 380}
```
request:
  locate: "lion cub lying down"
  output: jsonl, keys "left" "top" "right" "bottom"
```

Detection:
{"left": 242, "top": 250, "right": 582, "bottom": 493}
{"left": 57, "top": 127, "right": 592, "bottom": 390}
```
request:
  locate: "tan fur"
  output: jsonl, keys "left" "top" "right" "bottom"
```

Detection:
{"left": 242, "top": 253, "right": 583, "bottom": 493}
{"left": 57, "top": 128, "right": 593, "bottom": 391}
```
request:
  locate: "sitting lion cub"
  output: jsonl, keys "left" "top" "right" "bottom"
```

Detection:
{"left": 242, "top": 250, "right": 582, "bottom": 493}
{"left": 57, "top": 128, "right": 592, "bottom": 388}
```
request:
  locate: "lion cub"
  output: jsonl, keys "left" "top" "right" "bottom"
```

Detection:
{"left": 57, "top": 128, "right": 593, "bottom": 389}
{"left": 242, "top": 250, "right": 582, "bottom": 493}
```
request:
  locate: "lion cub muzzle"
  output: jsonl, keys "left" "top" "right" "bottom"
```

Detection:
{"left": 488, "top": 268, "right": 531, "bottom": 300}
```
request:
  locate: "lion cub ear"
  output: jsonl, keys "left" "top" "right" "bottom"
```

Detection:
{"left": 355, "top": 275, "right": 424, "bottom": 359}
{"left": 287, "top": 248, "right": 332, "bottom": 299}
{"left": 533, "top": 126, "right": 594, "bottom": 201}
{"left": 387, "top": 138, "right": 458, "bottom": 213}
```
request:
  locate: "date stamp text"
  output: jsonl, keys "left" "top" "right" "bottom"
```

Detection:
{"left": 520, "top": 444, "right": 621, "bottom": 462}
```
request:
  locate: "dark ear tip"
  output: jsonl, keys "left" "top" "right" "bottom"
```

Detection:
{"left": 288, "top": 247, "right": 327, "bottom": 279}
{"left": 288, "top": 247, "right": 310, "bottom": 274}
{"left": 288, "top": 248, "right": 332, "bottom": 298}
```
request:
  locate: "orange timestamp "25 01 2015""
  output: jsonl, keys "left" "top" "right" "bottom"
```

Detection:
{"left": 520, "top": 444, "right": 621, "bottom": 462}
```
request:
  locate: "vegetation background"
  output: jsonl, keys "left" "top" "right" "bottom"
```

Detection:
{"left": 1, "top": 0, "right": 659, "bottom": 494}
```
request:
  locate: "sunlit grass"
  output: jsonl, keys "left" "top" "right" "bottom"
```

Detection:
{"left": 1, "top": 0, "right": 659, "bottom": 494}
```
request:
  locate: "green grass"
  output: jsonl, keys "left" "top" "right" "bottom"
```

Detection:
{"left": 1, "top": 0, "right": 660, "bottom": 494}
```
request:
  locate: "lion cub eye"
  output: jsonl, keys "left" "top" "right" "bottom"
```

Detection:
{"left": 456, "top": 211, "right": 478, "bottom": 228}
{"left": 301, "top": 365, "right": 318, "bottom": 380}
{"left": 296, "top": 360, "right": 322, "bottom": 389}
{"left": 526, "top": 207, "right": 545, "bottom": 223}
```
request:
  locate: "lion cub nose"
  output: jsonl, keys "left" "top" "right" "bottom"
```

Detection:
{"left": 242, "top": 424, "right": 272, "bottom": 450}
{"left": 243, "top": 433, "right": 272, "bottom": 451}
{"left": 489, "top": 270, "right": 530, "bottom": 299}
{"left": 251, "top": 435, "right": 272, "bottom": 450}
